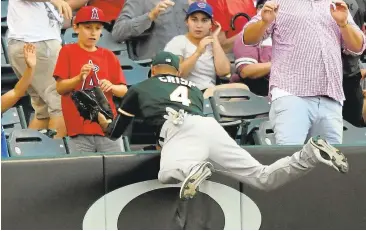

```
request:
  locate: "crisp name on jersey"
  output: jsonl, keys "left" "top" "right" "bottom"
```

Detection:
{"left": 158, "top": 76, "right": 196, "bottom": 88}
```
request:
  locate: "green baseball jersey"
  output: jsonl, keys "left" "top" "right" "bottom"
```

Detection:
{"left": 120, "top": 74, "right": 204, "bottom": 127}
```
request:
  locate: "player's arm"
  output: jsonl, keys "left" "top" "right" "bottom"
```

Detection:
{"left": 1, "top": 44, "right": 36, "bottom": 113}
{"left": 98, "top": 109, "right": 135, "bottom": 140}
{"left": 98, "top": 87, "right": 139, "bottom": 140}
{"left": 55, "top": 63, "right": 93, "bottom": 95}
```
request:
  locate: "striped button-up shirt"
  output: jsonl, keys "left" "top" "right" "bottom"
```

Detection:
{"left": 242, "top": 0, "right": 366, "bottom": 103}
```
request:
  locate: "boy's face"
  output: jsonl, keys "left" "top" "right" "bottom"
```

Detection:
{"left": 73, "top": 22, "right": 103, "bottom": 48}
{"left": 186, "top": 12, "right": 212, "bottom": 39}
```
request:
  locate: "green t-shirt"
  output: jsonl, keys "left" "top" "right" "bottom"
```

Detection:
{"left": 120, "top": 74, "right": 204, "bottom": 127}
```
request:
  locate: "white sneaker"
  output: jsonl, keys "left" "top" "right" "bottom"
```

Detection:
{"left": 305, "top": 136, "right": 349, "bottom": 173}
{"left": 179, "top": 162, "right": 213, "bottom": 200}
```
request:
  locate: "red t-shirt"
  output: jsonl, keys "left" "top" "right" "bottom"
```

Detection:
{"left": 208, "top": 0, "right": 256, "bottom": 38}
{"left": 54, "top": 44, "right": 126, "bottom": 137}
{"left": 88, "top": 0, "right": 125, "bottom": 22}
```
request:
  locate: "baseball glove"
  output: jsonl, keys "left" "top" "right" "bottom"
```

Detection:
{"left": 71, "top": 87, "right": 113, "bottom": 123}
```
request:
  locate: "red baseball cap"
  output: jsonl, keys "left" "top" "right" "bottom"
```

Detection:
{"left": 74, "top": 6, "right": 108, "bottom": 24}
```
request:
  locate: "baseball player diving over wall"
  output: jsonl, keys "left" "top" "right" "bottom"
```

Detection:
{"left": 72, "top": 51, "right": 349, "bottom": 200}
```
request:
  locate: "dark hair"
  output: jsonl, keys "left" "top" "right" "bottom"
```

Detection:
{"left": 256, "top": 0, "right": 268, "bottom": 9}
{"left": 76, "top": 21, "right": 106, "bottom": 27}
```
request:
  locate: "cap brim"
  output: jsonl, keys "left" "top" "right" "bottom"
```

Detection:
{"left": 75, "top": 19, "right": 109, "bottom": 24}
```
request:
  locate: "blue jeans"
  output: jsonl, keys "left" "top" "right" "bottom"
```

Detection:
{"left": 269, "top": 96, "right": 343, "bottom": 145}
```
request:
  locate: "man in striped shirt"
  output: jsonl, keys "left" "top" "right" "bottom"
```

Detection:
{"left": 243, "top": 0, "right": 366, "bottom": 145}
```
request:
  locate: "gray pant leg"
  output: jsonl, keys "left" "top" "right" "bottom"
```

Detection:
{"left": 69, "top": 135, "right": 96, "bottom": 154}
{"left": 207, "top": 118, "right": 318, "bottom": 191}
{"left": 95, "top": 136, "right": 125, "bottom": 153}
{"left": 158, "top": 116, "right": 210, "bottom": 184}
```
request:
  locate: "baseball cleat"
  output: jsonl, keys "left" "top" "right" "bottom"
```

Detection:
{"left": 308, "top": 136, "right": 349, "bottom": 173}
{"left": 179, "top": 162, "right": 213, "bottom": 200}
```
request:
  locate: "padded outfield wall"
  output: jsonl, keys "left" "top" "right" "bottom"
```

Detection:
{"left": 2, "top": 145, "right": 366, "bottom": 230}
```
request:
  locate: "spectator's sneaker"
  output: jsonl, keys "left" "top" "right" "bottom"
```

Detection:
{"left": 179, "top": 162, "right": 214, "bottom": 200}
{"left": 306, "top": 136, "right": 349, "bottom": 173}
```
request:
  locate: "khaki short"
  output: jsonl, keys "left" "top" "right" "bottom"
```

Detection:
{"left": 8, "top": 39, "right": 62, "bottom": 119}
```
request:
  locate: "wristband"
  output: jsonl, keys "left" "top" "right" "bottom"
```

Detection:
{"left": 338, "top": 21, "right": 348, "bottom": 28}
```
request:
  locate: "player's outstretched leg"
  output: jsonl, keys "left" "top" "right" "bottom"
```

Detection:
{"left": 305, "top": 136, "right": 349, "bottom": 173}
{"left": 179, "top": 162, "right": 214, "bottom": 200}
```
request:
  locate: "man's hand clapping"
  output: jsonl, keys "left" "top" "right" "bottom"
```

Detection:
{"left": 148, "top": 0, "right": 175, "bottom": 21}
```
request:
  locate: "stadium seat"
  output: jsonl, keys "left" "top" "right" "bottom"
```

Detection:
{"left": 1, "top": 0, "right": 8, "bottom": 30}
{"left": 252, "top": 119, "right": 366, "bottom": 146}
{"left": 209, "top": 88, "right": 270, "bottom": 144}
{"left": 343, "top": 120, "right": 366, "bottom": 144}
{"left": 252, "top": 120, "right": 276, "bottom": 145}
{"left": 63, "top": 28, "right": 128, "bottom": 55}
{"left": 1, "top": 41, "right": 6, "bottom": 64}
{"left": 63, "top": 28, "right": 78, "bottom": 44}
{"left": 2, "top": 106, "right": 27, "bottom": 138}
{"left": 118, "top": 57, "right": 151, "bottom": 86}
{"left": 1, "top": 64, "right": 18, "bottom": 94}
{"left": 125, "top": 31, "right": 151, "bottom": 60}
{"left": 1, "top": 30, "right": 9, "bottom": 64}
{"left": 7, "top": 129, "right": 67, "bottom": 157}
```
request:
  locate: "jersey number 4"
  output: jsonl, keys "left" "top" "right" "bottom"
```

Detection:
{"left": 170, "top": 86, "right": 191, "bottom": 106}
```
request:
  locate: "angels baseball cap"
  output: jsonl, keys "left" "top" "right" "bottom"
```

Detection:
{"left": 187, "top": 1, "right": 213, "bottom": 18}
{"left": 74, "top": 6, "right": 108, "bottom": 24}
{"left": 152, "top": 51, "right": 180, "bottom": 70}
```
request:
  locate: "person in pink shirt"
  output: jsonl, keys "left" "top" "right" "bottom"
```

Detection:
{"left": 243, "top": 0, "right": 366, "bottom": 145}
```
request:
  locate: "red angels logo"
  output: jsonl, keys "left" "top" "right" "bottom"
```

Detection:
{"left": 91, "top": 7, "right": 99, "bottom": 20}
{"left": 84, "top": 60, "right": 100, "bottom": 89}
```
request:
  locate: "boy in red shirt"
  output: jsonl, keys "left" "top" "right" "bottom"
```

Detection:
{"left": 54, "top": 6, "right": 128, "bottom": 154}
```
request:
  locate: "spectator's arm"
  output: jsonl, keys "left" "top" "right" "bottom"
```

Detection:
{"left": 341, "top": 13, "right": 366, "bottom": 55}
{"left": 242, "top": 10, "right": 274, "bottom": 45}
{"left": 361, "top": 68, "right": 366, "bottom": 79}
{"left": 217, "top": 32, "right": 237, "bottom": 53}
{"left": 164, "top": 36, "right": 197, "bottom": 78}
{"left": 178, "top": 52, "right": 201, "bottom": 78}
{"left": 65, "top": 0, "right": 88, "bottom": 10}
{"left": 53, "top": 46, "right": 83, "bottom": 95}
{"left": 56, "top": 74, "right": 83, "bottom": 95}
{"left": 212, "top": 37, "right": 231, "bottom": 77}
{"left": 1, "top": 67, "right": 34, "bottom": 113}
{"left": 239, "top": 62, "right": 271, "bottom": 79}
{"left": 112, "top": 0, "right": 153, "bottom": 42}
{"left": 233, "top": 38, "right": 270, "bottom": 79}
